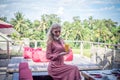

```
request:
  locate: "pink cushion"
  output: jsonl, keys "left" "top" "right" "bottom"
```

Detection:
{"left": 32, "top": 48, "right": 49, "bottom": 62}
{"left": 32, "top": 48, "right": 42, "bottom": 62}
{"left": 19, "top": 69, "right": 33, "bottom": 80}
{"left": 39, "top": 50, "right": 49, "bottom": 62}
{"left": 23, "top": 47, "right": 73, "bottom": 62}
{"left": 64, "top": 49, "right": 73, "bottom": 61}
{"left": 19, "top": 62, "right": 33, "bottom": 80}
{"left": 19, "top": 62, "right": 29, "bottom": 70}
{"left": 23, "top": 47, "right": 34, "bottom": 59}
{"left": 32, "top": 48, "right": 73, "bottom": 62}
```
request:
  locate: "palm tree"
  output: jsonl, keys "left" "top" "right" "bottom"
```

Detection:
{"left": 0, "top": 16, "right": 8, "bottom": 22}
{"left": 72, "top": 16, "right": 84, "bottom": 40}
{"left": 62, "top": 21, "right": 72, "bottom": 40}
{"left": 10, "top": 12, "right": 29, "bottom": 39}
{"left": 40, "top": 14, "right": 61, "bottom": 40}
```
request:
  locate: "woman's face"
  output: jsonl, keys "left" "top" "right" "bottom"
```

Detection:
{"left": 52, "top": 28, "right": 61, "bottom": 38}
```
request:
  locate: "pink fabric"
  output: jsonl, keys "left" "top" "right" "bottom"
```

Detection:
{"left": 23, "top": 46, "right": 73, "bottom": 62}
{"left": 64, "top": 49, "right": 73, "bottom": 61}
{"left": 32, "top": 48, "right": 49, "bottom": 62}
{"left": 39, "top": 50, "right": 49, "bottom": 62}
{"left": 19, "top": 62, "right": 29, "bottom": 70}
{"left": 19, "top": 62, "right": 33, "bottom": 80}
{"left": 23, "top": 47, "right": 34, "bottom": 59}
{"left": 19, "top": 69, "right": 33, "bottom": 80}
{"left": 32, "top": 48, "right": 41, "bottom": 62}
{"left": 46, "top": 40, "right": 81, "bottom": 80}
{"left": 0, "top": 24, "right": 12, "bottom": 28}
{"left": 0, "top": 20, "right": 12, "bottom": 28}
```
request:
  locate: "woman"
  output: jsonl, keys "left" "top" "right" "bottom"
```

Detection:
{"left": 46, "top": 23, "right": 81, "bottom": 80}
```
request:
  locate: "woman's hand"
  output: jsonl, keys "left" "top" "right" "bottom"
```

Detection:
{"left": 59, "top": 51, "right": 69, "bottom": 56}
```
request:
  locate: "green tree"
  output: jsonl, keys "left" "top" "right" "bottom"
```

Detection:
{"left": 0, "top": 16, "right": 8, "bottom": 22}
{"left": 40, "top": 14, "right": 61, "bottom": 40}
{"left": 10, "top": 12, "right": 31, "bottom": 39}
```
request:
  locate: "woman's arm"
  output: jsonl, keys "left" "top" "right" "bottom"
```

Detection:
{"left": 46, "top": 42, "right": 59, "bottom": 61}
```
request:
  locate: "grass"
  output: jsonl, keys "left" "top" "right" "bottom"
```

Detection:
{"left": 72, "top": 48, "right": 91, "bottom": 58}
{"left": 72, "top": 48, "right": 80, "bottom": 54}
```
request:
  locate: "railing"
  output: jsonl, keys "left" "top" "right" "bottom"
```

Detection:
{"left": 13, "top": 40, "right": 111, "bottom": 55}
{"left": 15, "top": 41, "right": 113, "bottom": 55}
{"left": 0, "top": 40, "right": 117, "bottom": 56}
{"left": 0, "top": 40, "right": 12, "bottom": 59}
{"left": 0, "top": 40, "right": 120, "bottom": 69}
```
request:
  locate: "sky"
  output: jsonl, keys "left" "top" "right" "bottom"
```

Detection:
{"left": 0, "top": 0, "right": 120, "bottom": 24}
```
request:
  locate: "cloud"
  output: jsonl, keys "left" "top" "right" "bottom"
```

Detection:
{"left": 100, "top": 6, "right": 115, "bottom": 11}
{"left": 0, "top": 4, "right": 7, "bottom": 8}
{"left": 117, "top": 8, "right": 120, "bottom": 11}
{"left": 41, "top": 8, "right": 50, "bottom": 14}
{"left": 0, "top": 0, "right": 120, "bottom": 24}
{"left": 30, "top": 5, "right": 41, "bottom": 10}
{"left": 92, "top": 0, "right": 105, "bottom": 4}
{"left": 58, "top": 0, "right": 87, "bottom": 7}
{"left": 85, "top": 13, "right": 94, "bottom": 18}
{"left": 92, "top": 0, "right": 120, "bottom": 4}
{"left": 78, "top": 8, "right": 97, "bottom": 12}
{"left": 59, "top": 0, "right": 74, "bottom": 4}
{"left": 57, "top": 7, "right": 64, "bottom": 15}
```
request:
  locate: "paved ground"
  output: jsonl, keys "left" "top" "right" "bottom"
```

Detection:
{"left": 0, "top": 54, "right": 89, "bottom": 80}
{"left": 0, "top": 59, "right": 12, "bottom": 80}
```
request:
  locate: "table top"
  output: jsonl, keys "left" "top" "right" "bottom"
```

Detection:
{"left": 81, "top": 70, "right": 120, "bottom": 80}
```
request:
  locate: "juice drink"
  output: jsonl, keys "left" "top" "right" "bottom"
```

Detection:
{"left": 64, "top": 44, "right": 69, "bottom": 52}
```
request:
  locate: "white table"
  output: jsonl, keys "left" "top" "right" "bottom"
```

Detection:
{"left": 81, "top": 70, "right": 118, "bottom": 80}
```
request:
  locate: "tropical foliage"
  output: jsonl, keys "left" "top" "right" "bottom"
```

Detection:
{"left": 0, "top": 12, "right": 120, "bottom": 45}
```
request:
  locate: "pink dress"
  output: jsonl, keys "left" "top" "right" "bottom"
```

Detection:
{"left": 46, "top": 40, "right": 81, "bottom": 80}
